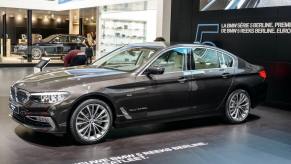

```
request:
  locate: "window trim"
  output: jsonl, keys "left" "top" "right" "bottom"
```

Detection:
{"left": 138, "top": 47, "right": 191, "bottom": 76}
{"left": 191, "top": 46, "right": 236, "bottom": 71}
{"left": 220, "top": 52, "right": 234, "bottom": 68}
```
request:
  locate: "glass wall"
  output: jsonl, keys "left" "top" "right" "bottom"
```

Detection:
{"left": 0, "top": 8, "right": 70, "bottom": 64}
{"left": 0, "top": 0, "right": 158, "bottom": 65}
{"left": 98, "top": 0, "right": 157, "bottom": 55}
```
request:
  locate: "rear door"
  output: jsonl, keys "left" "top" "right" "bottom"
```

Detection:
{"left": 189, "top": 47, "right": 235, "bottom": 112}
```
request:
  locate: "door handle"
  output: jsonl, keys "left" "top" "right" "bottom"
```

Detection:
{"left": 178, "top": 77, "right": 187, "bottom": 83}
{"left": 221, "top": 73, "right": 231, "bottom": 79}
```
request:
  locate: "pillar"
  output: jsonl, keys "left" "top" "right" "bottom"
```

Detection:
{"left": 95, "top": 7, "right": 100, "bottom": 58}
{"left": 27, "top": 10, "right": 32, "bottom": 62}
{"left": 2, "top": 13, "right": 7, "bottom": 57}
{"left": 69, "top": 9, "right": 80, "bottom": 34}
{"left": 79, "top": 18, "right": 83, "bottom": 35}
{"left": 156, "top": 0, "right": 172, "bottom": 42}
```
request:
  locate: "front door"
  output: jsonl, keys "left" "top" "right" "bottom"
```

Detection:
{"left": 134, "top": 47, "right": 192, "bottom": 119}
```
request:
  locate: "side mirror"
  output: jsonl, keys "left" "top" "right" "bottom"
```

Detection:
{"left": 145, "top": 67, "right": 165, "bottom": 76}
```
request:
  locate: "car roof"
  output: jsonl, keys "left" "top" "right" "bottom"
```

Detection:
{"left": 127, "top": 42, "right": 218, "bottom": 50}
{"left": 126, "top": 42, "right": 237, "bottom": 59}
{"left": 55, "top": 34, "right": 85, "bottom": 37}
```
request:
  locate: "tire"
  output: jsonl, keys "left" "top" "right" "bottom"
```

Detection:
{"left": 31, "top": 48, "right": 42, "bottom": 60}
{"left": 224, "top": 89, "right": 251, "bottom": 124}
{"left": 70, "top": 99, "right": 113, "bottom": 145}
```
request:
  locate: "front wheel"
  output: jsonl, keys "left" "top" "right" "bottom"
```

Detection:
{"left": 224, "top": 89, "right": 251, "bottom": 124}
{"left": 70, "top": 99, "right": 113, "bottom": 144}
{"left": 31, "top": 48, "right": 42, "bottom": 60}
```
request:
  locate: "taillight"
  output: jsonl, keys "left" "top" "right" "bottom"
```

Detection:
{"left": 259, "top": 70, "right": 267, "bottom": 79}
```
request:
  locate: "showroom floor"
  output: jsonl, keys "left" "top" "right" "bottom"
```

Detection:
{"left": 0, "top": 67, "right": 291, "bottom": 164}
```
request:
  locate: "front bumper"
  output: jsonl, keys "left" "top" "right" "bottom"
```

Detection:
{"left": 10, "top": 113, "right": 56, "bottom": 132}
{"left": 8, "top": 101, "right": 68, "bottom": 134}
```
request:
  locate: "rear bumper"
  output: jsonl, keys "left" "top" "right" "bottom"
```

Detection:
{"left": 251, "top": 82, "right": 268, "bottom": 108}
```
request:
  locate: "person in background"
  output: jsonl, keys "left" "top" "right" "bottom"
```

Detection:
{"left": 69, "top": 51, "right": 87, "bottom": 67}
{"left": 64, "top": 49, "right": 82, "bottom": 67}
{"left": 64, "top": 49, "right": 87, "bottom": 67}
{"left": 154, "top": 37, "right": 166, "bottom": 42}
{"left": 84, "top": 39, "right": 94, "bottom": 64}
{"left": 91, "top": 32, "right": 97, "bottom": 57}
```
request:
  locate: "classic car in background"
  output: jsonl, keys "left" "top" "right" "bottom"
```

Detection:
{"left": 17, "top": 34, "right": 43, "bottom": 45}
{"left": 14, "top": 34, "right": 86, "bottom": 60}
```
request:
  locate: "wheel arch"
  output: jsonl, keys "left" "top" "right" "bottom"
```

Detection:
{"left": 230, "top": 84, "right": 255, "bottom": 108}
{"left": 68, "top": 93, "right": 117, "bottom": 128}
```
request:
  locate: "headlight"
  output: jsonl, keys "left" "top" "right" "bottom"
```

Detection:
{"left": 30, "top": 92, "right": 70, "bottom": 104}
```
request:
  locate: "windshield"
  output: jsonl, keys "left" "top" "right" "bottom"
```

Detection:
{"left": 42, "top": 34, "right": 58, "bottom": 42}
{"left": 93, "top": 47, "right": 158, "bottom": 72}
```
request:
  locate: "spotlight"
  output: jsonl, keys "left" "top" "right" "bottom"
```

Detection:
{"left": 91, "top": 16, "right": 94, "bottom": 20}
{"left": 32, "top": 16, "right": 36, "bottom": 22}
{"left": 16, "top": 15, "right": 23, "bottom": 22}
{"left": 43, "top": 15, "right": 49, "bottom": 23}
{"left": 56, "top": 17, "right": 62, "bottom": 23}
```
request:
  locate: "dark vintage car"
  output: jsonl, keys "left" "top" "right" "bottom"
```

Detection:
{"left": 9, "top": 42, "right": 267, "bottom": 144}
{"left": 14, "top": 34, "right": 86, "bottom": 60}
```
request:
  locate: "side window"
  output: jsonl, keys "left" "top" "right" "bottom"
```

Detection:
{"left": 70, "top": 36, "right": 83, "bottom": 43}
{"left": 193, "top": 48, "right": 220, "bottom": 69}
{"left": 150, "top": 48, "right": 187, "bottom": 73}
{"left": 217, "top": 51, "right": 226, "bottom": 68}
{"left": 53, "top": 36, "right": 68, "bottom": 43}
{"left": 218, "top": 51, "right": 234, "bottom": 68}
{"left": 223, "top": 53, "right": 234, "bottom": 67}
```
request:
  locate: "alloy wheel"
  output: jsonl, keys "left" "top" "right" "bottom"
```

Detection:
{"left": 227, "top": 90, "right": 250, "bottom": 122}
{"left": 75, "top": 104, "right": 110, "bottom": 142}
{"left": 32, "top": 48, "right": 42, "bottom": 60}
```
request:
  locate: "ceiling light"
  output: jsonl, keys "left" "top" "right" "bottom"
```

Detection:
{"left": 16, "top": 15, "right": 23, "bottom": 22}
{"left": 43, "top": 15, "right": 49, "bottom": 23}
{"left": 57, "top": 17, "right": 62, "bottom": 23}
{"left": 32, "top": 16, "right": 36, "bottom": 22}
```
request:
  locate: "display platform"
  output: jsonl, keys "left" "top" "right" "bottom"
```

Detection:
{"left": 0, "top": 67, "right": 290, "bottom": 164}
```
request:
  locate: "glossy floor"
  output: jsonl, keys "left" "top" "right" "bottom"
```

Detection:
{"left": 0, "top": 67, "right": 290, "bottom": 164}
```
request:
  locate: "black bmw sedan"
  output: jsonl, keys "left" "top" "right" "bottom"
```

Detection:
{"left": 14, "top": 34, "right": 86, "bottom": 60}
{"left": 9, "top": 42, "right": 267, "bottom": 144}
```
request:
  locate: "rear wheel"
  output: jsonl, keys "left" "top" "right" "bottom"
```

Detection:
{"left": 224, "top": 89, "right": 251, "bottom": 124}
{"left": 70, "top": 99, "right": 112, "bottom": 144}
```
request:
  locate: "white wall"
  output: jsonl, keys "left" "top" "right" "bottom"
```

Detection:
{"left": 100, "top": 10, "right": 157, "bottom": 42}
{"left": 156, "top": 0, "right": 171, "bottom": 42}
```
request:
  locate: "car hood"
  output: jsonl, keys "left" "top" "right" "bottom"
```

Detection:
{"left": 15, "top": 66, "right": 129, "bottom": 91}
